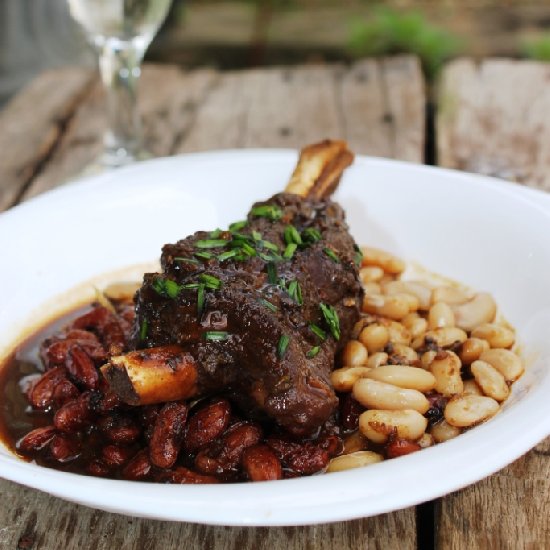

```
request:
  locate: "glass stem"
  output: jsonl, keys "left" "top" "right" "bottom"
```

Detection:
{"left": 97, "top": 39, "right": 146, "bottom": 166}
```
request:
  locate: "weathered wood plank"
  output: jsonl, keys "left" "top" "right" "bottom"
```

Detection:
{"left": 0, "top": 67, "right": 94, "bottom": 212}
{"left": 437, "top": 57, "right": 550, "bottom": 549}
{"left": 0, "top": 477, "right": 417, "bottom": 550}
{"left": 436, "top": 437, "right": 550, "bottom": 550}
{"left": 437, "top": 58, "right": 550, "bottom": 190}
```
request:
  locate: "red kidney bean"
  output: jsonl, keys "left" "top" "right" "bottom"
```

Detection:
{"left": 339, "top": 393, "right": 364, "bottom": 431}
{"left": 89, "top": 389, "right": 121, "bottom": 414}
{"left": 101, "top": 444, "right": 133, "bottom": 468}
{"left": 54, "top": 393, "right": 91, "bottom": 433}
{"left": 49, "top": 435, "right": 81, "bottom": 462}
{"left": 195, "top": 422, "right": 262, "bottom": 476}
{"left": 386, "top": 438, "right": 422, "bottom": 459}
{"left": 266, "top": 437, "right": 329, "bottom": 475}
{"left": 98, "top": 414, "right": 141, "bottom": 444}
{"left": 29, "top": 367, "right": 67, "bottom": 409}
{"left": 17, "top": 426, "right": 57, "bottom": 453}
{"left": 241, "top": 445, "right": 282, "bottom": 481}
{"left": 73, "top": 307, "right": 126, "bottom": 353}
{"left": 66, "top": 345, "right": 98, "bottom": 390}
{"left": 41, "top": 338, "right": 106, "bottom": 370}
{"left": 149, "top": 402, "right": 189, "bottom": 469}
{"left": 122, "top": 450, "right": 152, "bottom": 481}
{"left": 157, "top": 467, "right": 220, "bottom": 485}
{"left": 52, "top": 379, "right": 80, "bottom": 407}
{"left": 184, "top": 398, "right": 231, "bottom": 452}
{"left": 86, "top": 458, "right": 111, "bottom": 477}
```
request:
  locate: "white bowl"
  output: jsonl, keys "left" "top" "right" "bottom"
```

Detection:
{"left": 0, "top": 150, "right": 549, "bottom": 525}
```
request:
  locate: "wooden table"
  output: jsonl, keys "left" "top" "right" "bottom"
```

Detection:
{"left": 0, "top": 56, "right": 549, "bottom": 549}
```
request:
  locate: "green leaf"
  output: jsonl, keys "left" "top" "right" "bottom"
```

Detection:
{"left": 195, "top": 239, "right": 227, "bottom": 249}
{"left": 229, "top": 220, "right": 248, "bottom": 232}
{"left": 199, "top": 274, "right": 222, "bottom": 290}
{"left": 194, "top": 251, "right": 214, "bottom": 260}
{"left": 283, "top": 243, "right": 297, "bottom": 260}
{"left": 306, "top": 346, "right": 320, "bottom": 358}
{"left": 320, "top": 303, "right": 341, "bottom": 340}
{"left": 284, "top": 225, "right": 302, "bottom": 246}
{"left": 301, "top": 227, "right": 322, "bottom": 244}
{"left": 217, "top": 249, "right": 238, "bottom": 262}
{"left": 250, "top": 204, "right": 283, "bottom": 221}
{"left": 151, "top": 277, "right": 181, "bottom": 299}
{"left": 174, "top": 257, "right": 200, "bottom": 265}
{"left": 309, "top": 323, "right": 327, "bottom": 341}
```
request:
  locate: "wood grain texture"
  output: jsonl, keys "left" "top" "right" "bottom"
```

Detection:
{"left": 437, "top": 58, "right": 550, "bottom": 190}
{"left": 0, "top": 57, "right": 425, "bottom": 549}
{"left": 0, "top": 67, "right": 94, "bottom": 211}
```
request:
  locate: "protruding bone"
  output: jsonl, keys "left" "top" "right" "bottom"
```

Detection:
{"left": 285, "top": 139, "right": 354, "bottom": 199}
{"left": 101, "top": 346, "right": 198, "bottom": 405}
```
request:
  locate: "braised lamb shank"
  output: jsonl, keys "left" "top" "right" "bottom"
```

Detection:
{"left": 102, "top": 141, "right": 363, "bottom": 435}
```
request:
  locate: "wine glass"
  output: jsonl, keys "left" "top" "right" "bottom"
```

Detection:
{"left": 67, "top": 0, "right": 172, "bottom": 170}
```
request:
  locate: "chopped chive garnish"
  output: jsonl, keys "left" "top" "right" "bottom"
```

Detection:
{"left": 302, "top": 227, "right": 322, "bottom": 244}
{"left": 229, "top": 220, "right": 247, "bottom": 232}
{"left": 209, "top": 228, "right": 223, "bottom": 239}
{"left": 266, "top": 262, "right": 277, "bottom": 284}
{"left": 217, "top": 249, "right": 238, "bottom": 261}
{"left": 277, "top": 334, "right": 290, "bottom": 358}
{"left": 306, "top": 346, "right": 320, "bottom": 358}
{"left": 284, "top": 225, "right": 302, "bottom": 246}
{"left": 320, "top": 303, "right": 341, "bottom": 340}
{"left": 310, "top": 323, "right": 327, "bottom": 341}
{"left": 174, "top": 257, "right": 200, "bottom": 265}
{"left": 181, "top": 282, "right": 200, "bottom": 290}
{"left": 323, "top": 247, "right": 340, "bottom": 263}
{"left": 230, "top": 233, "right": 254, "bottom": 245}
{"left": 258, "top": 251, "right": 276, "bottom": 262}
{"left": 195, "top": 239, "right": 227, "bottom": 249}
{"left": 259, "top": 298, "right": 278, "bottom": 312}
{"left": 240, "top": 242, "right": 257, "bottom": 257}
{"left": 278, "top": 278, "right": 287, "bottom": 291}
{"left": 152, "top": 277, "right": 182, "bottom": 299}
{"left": 199, "top": 274, "right": 222, "bottom": 290}
{"left": 139, "top": 319, "right": 148, "bottom": 341}
{"left": 252, "top": 230, "right": 262, "bottom": 242}
{"left": 283, "top": 243, "right": 297, "bottom": 260}
{"left": 261, "top": 240, "right": 279, "bottom": 252}
{"left": 204, "top": 331, "right": 229, "bottom": 342}
{"left": 250, "top": 205, "right": 283, "bottom": 221}
{"left": 287, "top": 280, "right": 303, "bottom": 305}
{"left": 194, "top": 251, "right": 214, "bottom": 260}
{"left": 354, "top": 244, "right": 363, "bottom": 266}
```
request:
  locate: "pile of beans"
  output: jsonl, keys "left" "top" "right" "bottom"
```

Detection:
{"left": 326, "top": 246, "right": 524, "bottom": 473}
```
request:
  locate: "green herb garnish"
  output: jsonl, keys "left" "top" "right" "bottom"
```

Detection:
{"left": 139, "top": 319, "right": 148, "bottom": 341}
{"left": 354, "top": 244, "right": 363, "bottom": 266}
{"left": 284, "top": 225, "right": 302, "bottom": 246}
{"left": 195, "top": 239, "right": 227, "bottom": 249}
{"left": 323, "top": 247, "right": 340, "bottom": 263}
{"left": 204, "top": 331, "right": 229, "bottom": 342}
{"left": 283, "top": 243, "right": 297, "bottom": 260}
{"left": 320, "top": 303, "right": 341, "bottom": 340}
{"left": 260, "top": 240, "right": 279, "bottom": 252}
{"left": 266, "top": 262, "right": 277, "bottom": 284}
{"left": 194, "top": 251, "right": 214, "bottom": 260}
{"left": 252, "top": 230, "right": 262, "bottom": 242}
{"left": 277, "top": 334, "right": 290, "bottom": 358}
{"left": 181, "top": 282, "right": 200, "bottom": 290}
{"left": 310, "top": 323, "right": 327, "bottom": 341}
{"left": 199, "top": 274, "right": 222, "bottom": 290}
{"left": 197, "top": 283, "right": 205, "bottom": 316}
{"left": 152, "top": 278, "right": 181, "bottom": 299}
{"left": 287, "top": 280, "right": 303, "bottom": 305}
{"left": 302, "top": 227, "right": 322, "bottom": 244}
{"left": 250, "top": 205, "right": 283, "bottom": 221}
{"left": 209, "top": 228, "right": 223, "bottom": 239}
{"left": 229, "top": 220, "right": 247, "bottom": 232}
{"left": 217, "top": 249, "right": 238, "bottom": 262}
{"left": 240, "top": 242, "right": 257, "bottom": 257}
{"left": 306, "top": 346, "right": 320, "bottom": 358}
{"left": 259, "top": 298, "right": 278, "bottom": 313}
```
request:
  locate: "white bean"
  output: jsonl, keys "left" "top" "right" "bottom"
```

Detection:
{"left": 359, "top": 324, "right": 389, "bottom": 353}
{"left": 391, "top": 344, "right": 418, "bottom": 363}
{"left": 425, "top": 327, "right": 467, "bottom": 347}
{"left": 471, "top": 323, "right": 515, "bottom": 348}
{"left": 429, "top": 351, "right": 463, "bottom": 396}
{"left": 402, "top": 314, "right": 428, "bottom": 339}
{"left": 361, "top": 246, "right": 405, "bottom": 274}
{"left": 480, "top": 348, "right": 524, "bottom": 382}
{"left": 382, "top": 280, "right": 432, "bottom": 310}
{"left": 367, "top": 352, "right": 389, "bottom": 369}
{"left": 327, "top": 451, "right": 383, "bottom": 472}
{"left": 420, "top": 350, "right": 437, "bottom": 370}
{"left": 362, "top": 294, "right": 412, "bottom": 320}
{"left": 430, "top": 420, "right": 461, "bottom": 442}
{"left": 431, "top": 286, "right": 471, "bottom": 306}
{"left": 365, "top": 365, "right": 436, "bottom": 392}
{"left": 342, "top": 340, "right": 368, "bottom": 366}
{"left": 417, "top": 433, "right": 435, "bottom": 448}
{"left": 428, "top": 302, "right": 455, "bottom": 330}
{"left": 452, "top": 292, "right": 497, "bottom": 331}
{"left": 360, "top": 266, "right": 385, "bottom": 284}
{"left": 460, "top": 337, "right": 490, "bottom": 365}
{"left": 471, "top": 360, "right": 510, "bottom": 402}
{"left": 363, "top": 282, "right": 382, "bottom": 295}
{"left": 343, "top": 431, "right": 368, "bottom": 454}
{"left": 387, "top": 321, "right": 412, "bottom": 346}
{"left": 462, "top": 379, "right": 483, "bottom": 396}
{"left": 359, "top": 409, "right": 428, "bottom": 444}
{"left": 444, "top": 395, "right": 499, "bottom": 427}
{"left": 353, "top": 378, "right": 430, "bottom": 414}
{"left": 330, "top": 366, "right": 371, "bottom": 392}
